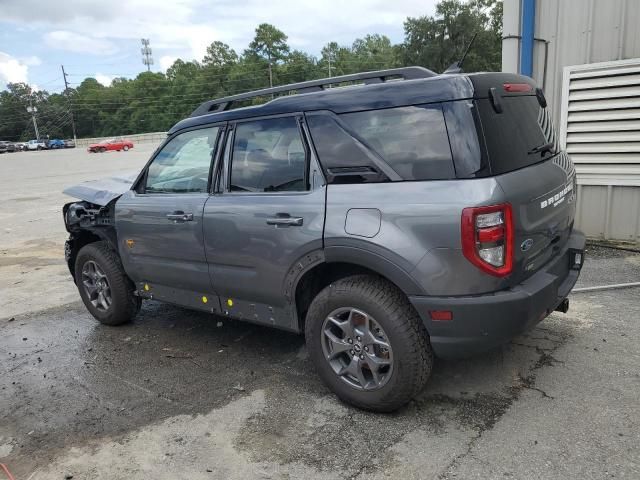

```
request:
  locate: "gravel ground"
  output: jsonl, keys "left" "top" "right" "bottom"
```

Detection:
{"left": 0, "top": 147, "right": 639, "bottom": 479}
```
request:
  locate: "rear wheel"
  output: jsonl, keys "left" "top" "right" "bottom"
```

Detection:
{"left": 75, "top": 241, "right": 140, "bottom": 326}
{"left": 305, "top": 275, "right": 433, "bottom": 412}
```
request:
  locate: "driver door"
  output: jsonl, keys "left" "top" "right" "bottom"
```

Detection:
{"left": 116, "top": 124, "right": 223, "bottom": 311}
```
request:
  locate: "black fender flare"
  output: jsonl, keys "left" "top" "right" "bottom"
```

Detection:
{"left": 284, "top": 244, "right": 426, "bottom": 303}
{"left": 323, "top": 245, "right": 426, "bottom": 296}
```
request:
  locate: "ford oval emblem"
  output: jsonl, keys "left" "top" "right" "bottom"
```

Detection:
{"left": 521, "top": 238, "right": 534, "bottom": 252}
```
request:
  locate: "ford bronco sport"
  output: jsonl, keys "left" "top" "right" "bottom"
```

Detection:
{"left": 63, "top": 67, "right": 585, "bottom": 411}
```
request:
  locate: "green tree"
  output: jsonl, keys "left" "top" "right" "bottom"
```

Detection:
{"left": 248, "top": 23, "right": 290, "bottom": 87}
{"left": 202, "top": 41, "right": 238, "bottom": 68}
{"left": 403, "top": 0, "right": 502, "bottom": 73}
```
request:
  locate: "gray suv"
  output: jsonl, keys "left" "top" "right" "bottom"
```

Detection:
{"left": 63, "top": 67, "right": 585, "bottom": 411}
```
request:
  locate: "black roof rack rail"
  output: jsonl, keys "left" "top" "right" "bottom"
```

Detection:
{"left": 190, "top": 66, "right": 437, "bottom": 117}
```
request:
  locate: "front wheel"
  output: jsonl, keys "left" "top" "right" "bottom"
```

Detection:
{"left": 75, "top": 242, "right": 141, "bottom": 326}
{"left": 123, "top": 145, "right": 129, "bottom": 151}
{"left": 305, "top": 275, "right": 433, "bottom": 412}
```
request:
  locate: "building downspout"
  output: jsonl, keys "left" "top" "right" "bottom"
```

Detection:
{"left": 520, "top": 0, "right": 536, "bottom": 77}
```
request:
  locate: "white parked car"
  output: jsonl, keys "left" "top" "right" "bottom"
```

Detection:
{"left": 27, "top": 139, "right": 47, "bottom": 151}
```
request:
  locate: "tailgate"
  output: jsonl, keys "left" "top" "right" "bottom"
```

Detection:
{"left": 470, "top": 73, "right": 577, "bottom": 283}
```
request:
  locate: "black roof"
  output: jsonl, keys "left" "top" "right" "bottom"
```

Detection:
{"left": 168, "top": 68, "right": 477, "bottom": 135}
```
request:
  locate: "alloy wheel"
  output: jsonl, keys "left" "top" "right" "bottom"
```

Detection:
{"left": 81, "top": 260, "right": 112, "bottom": 311}
{"left": 321, "top": 307, "right": 393, "bottom": 390}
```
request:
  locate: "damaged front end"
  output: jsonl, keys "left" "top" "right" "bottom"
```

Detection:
{"left": 62, "top": 171, "right": 136, "bottom": 281}
{"left": 63, "top": 201, "right": 118, "bottom": 282}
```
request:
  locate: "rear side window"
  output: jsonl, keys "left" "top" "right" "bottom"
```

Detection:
{"left": 305, "top": 113, "right": 390, "bottom": 183}
{"left": 340, "top": 105, "right": 455, "bottom": 181}
{"left": 230, "top": 117, "right": 307, "bottom": 192}
{"left": 476, "top": 95, "right": 558, "bottom": 175}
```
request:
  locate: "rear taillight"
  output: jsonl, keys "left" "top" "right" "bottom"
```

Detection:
{"left": 461, "top": 203, "right": 513, "bottom": 277}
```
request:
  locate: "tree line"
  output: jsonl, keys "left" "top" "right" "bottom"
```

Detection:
{"left": 0, "top": 0, "right": 502, "bottom": 141}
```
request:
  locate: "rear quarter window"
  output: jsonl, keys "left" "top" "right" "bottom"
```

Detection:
{"left": 340, "top": 105, "right": 455, "bottom": 181}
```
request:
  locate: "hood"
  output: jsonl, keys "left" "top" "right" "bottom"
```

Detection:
{"left": 63, "top": 171, "right": 138, "bottom": 206}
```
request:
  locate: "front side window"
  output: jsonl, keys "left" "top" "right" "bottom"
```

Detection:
{"left": 145, "top": 126, "right": 219, "bottom": 193}
{"left": 340, "top": 105, "right": 455, "bottom": 181}
{"left": 230, "top": 117, "right": 307, "bottom": 192}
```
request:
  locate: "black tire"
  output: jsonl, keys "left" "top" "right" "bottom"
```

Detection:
{"left": 74, "top": 241, "right": 141, "bottom": 326}
{"left": 99, "top": 147, "right": 106, "bottom": 153}
{"left": 123, "top": 145, "right": 129, "bottom": 151}
{"left": 305, "top": 275, "right": 433, "bottom": 412}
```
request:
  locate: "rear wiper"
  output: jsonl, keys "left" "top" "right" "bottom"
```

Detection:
{"left": 528, "top": 141, "right": 555, "bottom": 155}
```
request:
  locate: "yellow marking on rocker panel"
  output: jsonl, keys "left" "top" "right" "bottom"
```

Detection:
{"left": 126, "top": 239, "right": 135, "bottom": 248}
{"left": 227, "top": 298, "right": 233, "bottom": 307}
{"left": 202, "top": 296, "right": 208, "bottom": 304}
{"left": 143, "top": 283, "right": 150, "bottom": 291}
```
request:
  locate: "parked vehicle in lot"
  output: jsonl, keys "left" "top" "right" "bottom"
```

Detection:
{"left": 0, "top": 141, "right": 20, "bottom": 153}
{"left": 48, "top": 139, "right": 65, "bottom": 149}
{"left": 64, "top": 139, "right": 76, "bottom": 148}
{"left": 27, "top": 139, "right": 47, "bottom": 150}
{"left": 63, "top": 67, "right": 585, "bottom": 411}
{"left": 87, "top": 137, "right": 134, "bottom": 153}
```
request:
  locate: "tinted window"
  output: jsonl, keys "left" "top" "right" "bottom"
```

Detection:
{"left": 442, "top": 100, "right": 486, "bottom": 178}
{"left": 230, "top": 117, "right": 307, "bottom": 192}
{"left": 145, "top": 126, "right": 219, "bottom": 193}
{"left": 476, "top": 96, "right": 557, "bottom": 175}
{"left": 340, "top": 105, "right": 455, "bottom": 181}
{"left": 306, "top": 113, "right": 389, "bottom": 184}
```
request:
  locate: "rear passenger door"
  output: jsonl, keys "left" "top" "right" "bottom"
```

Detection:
{"left": 203, "top": 115, "right": 326, "bottom": 330}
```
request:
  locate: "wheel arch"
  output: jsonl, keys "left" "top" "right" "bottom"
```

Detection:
{"left": 289, "top": 246, "right": 426, "bottom": 332}
{"left": 66, "top": 227, "right": 118, "bottom": 283}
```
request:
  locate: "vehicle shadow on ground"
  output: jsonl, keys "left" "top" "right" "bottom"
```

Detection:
{"left": 1, "top": 299, "right": 571, "bottom": 475}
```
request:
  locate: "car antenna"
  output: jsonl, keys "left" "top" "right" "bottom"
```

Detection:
{"left": 443, "top": 32, "right": 478, "bottom": 74}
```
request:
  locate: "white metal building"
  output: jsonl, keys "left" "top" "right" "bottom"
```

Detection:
{"left": 501, "top": 0, "right": 640, "bottom": 244}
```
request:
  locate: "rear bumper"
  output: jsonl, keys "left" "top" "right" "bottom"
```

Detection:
{"left": 409, "top": 230, "right": 586, "bottom": 359}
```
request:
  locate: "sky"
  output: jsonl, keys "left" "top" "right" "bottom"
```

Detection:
{"left": 0, "top": 0, "right": 437, "bottom": 93}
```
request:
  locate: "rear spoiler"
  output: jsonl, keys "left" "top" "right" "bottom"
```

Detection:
{"left": 468, "top": 73, "right": 547, "bottom": 112}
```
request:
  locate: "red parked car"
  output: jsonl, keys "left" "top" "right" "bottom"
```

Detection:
{"left": 88, "top": 137, "right": 134, "bottom": 153}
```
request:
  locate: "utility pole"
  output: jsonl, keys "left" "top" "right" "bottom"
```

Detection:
{"left": 61, "top": 65, "right": 77, "bottom": 143}
{"left": 141, "top": 39, "right": 153, "bottom": 72}
{"left": 26, "top": 103, "right": 39, "bottom": 139}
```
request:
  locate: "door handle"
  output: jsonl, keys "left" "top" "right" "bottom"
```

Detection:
{"left": 167, "top": 211, "right": 194, "bottom": 222}
{"left": 266, "top": 214, "right": 303, "bottom": 227}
